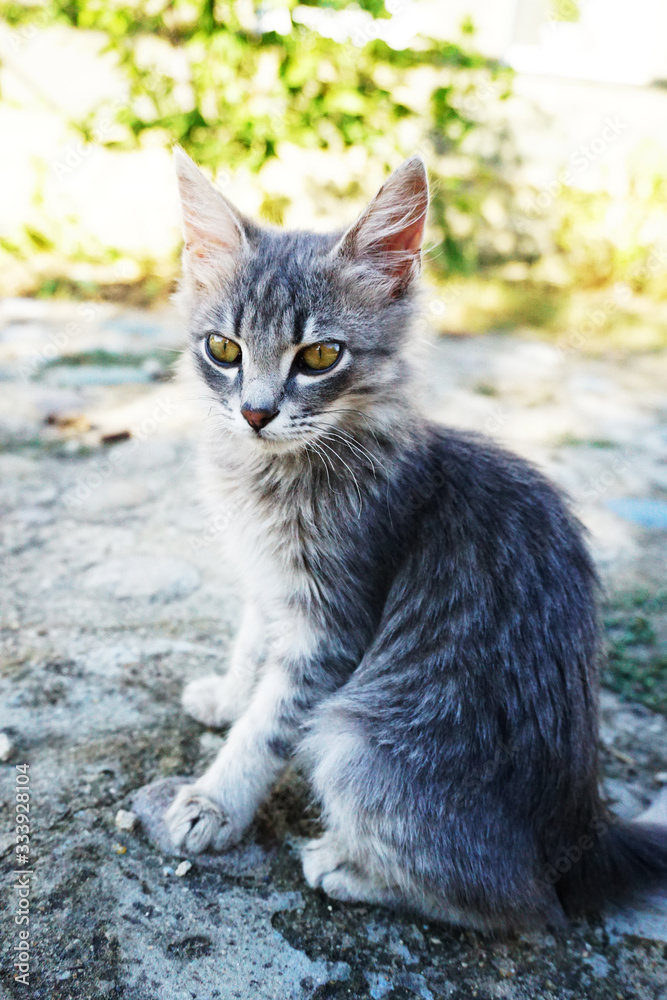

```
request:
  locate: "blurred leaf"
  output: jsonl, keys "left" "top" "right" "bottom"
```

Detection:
{"left": 5, "top": 0, "right": 518, "bottom": 287}
{"left": 24, "top": 227, "right": 55, "bottom": 251}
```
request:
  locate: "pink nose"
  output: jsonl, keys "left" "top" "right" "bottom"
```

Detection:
{"left": 241, "top": 406, "right": 278, "bottom": 431}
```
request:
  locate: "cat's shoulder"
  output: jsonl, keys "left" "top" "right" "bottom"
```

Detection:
{"left": 424, "top": 422, "right": 573, "bottom": 511}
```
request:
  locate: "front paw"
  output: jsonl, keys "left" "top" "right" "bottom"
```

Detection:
{"left": 164, "top": 785, "right": 241, "bottom": 855}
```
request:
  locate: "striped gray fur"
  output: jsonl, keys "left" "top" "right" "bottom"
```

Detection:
{"left": 165, "top": 149, "right": 667, "bottom": 931}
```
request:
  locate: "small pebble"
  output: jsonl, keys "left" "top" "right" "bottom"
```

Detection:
{"left": 114, "top": 844, "right": 127, "bottom": 854}
{"left": 497, "top": 959, "right": 516, "bottom": 979}
{"left": 0, "top": 732, "right": 13, "bottom": 761}
{"left": 655, "top": 772, "right": 667, "bottom": 785}
{"left": 163, "top": 866, "right": 175, "bottom": 877}
{"left": 175, "top": 861, "right": 192, "bottom": 877}
{"left": 115, "top": 808, "right": 137, "bottom": 832}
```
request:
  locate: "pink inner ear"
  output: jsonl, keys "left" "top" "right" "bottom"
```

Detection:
{"left": 381, "top": 212, "right": 426, "bottom": 257}
{"left": 185, "top": 230, "right": 237, "bottom": 260}
{"left": 341, "top": 158, "right": 429, "bottom": 296}
{"left": 372, "top": 207, "right": 427, "bottom": 292}
{"left": 181, "top": 205, "right": 247, "bottom": 275}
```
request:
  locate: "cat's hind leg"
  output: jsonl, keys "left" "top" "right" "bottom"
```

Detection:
{"left": 299, "top": 719, "right": 421, "bottom": 912}
{"left": 300, "top": 701, "right": 565, "bottom": 931}
{"left": 301, "top": 829, "right": 348, "bottom": 888}
{"left": 301, "top": 831, "right": 402, "bottom": 907}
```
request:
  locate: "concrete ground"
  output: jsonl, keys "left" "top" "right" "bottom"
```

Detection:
{"left": 1, "top": 298, "right": 666, "bottom": 999}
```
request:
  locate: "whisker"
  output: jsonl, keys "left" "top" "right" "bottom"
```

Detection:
{"left": 317, "top": 429, "right": 378, "bottom": 477}
{"left": 316, "top": 437, "right": 363, "bottom": 513}
{"left": 307, "top": 440, "right": 335, "bottom": 493}
{"left": 316, "top": 425, "right": 384, "bottom": 477}
{"left": 308, "top": 416, "right": 387, "bottom": 478}
{"left": 303, "top": 443, "right": 314, "bottom": 479}
{"left": 317, "top": 406, "right": 385, "bottom": 448}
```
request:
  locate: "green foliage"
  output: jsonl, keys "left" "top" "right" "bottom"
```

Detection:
{"left": 3, "top": 0, "right": 512, "bottom": 280}
{"left": 553, "top": 159, "right": 667, "bottom": 296}
{"left": 602, "top": 591, "right": 667, "bottom": 714}
{"left": 550, "top": 0, "right": 581, "bottom": 23}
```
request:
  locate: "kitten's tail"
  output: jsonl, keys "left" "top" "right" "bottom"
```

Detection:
{"left": 554, "top": 810, "right": 667, "bottom": 916}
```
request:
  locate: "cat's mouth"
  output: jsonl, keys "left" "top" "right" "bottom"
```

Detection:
{"left": 242, "top": 426, "right": 310, "bottom": 455}
{"left": 231, "top": 408, "right": 348, "bottom": 457}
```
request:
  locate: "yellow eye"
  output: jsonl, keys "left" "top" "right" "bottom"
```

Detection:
{"left": 298, "top": 342, "right": 341, "bottom": 372}
{"left": 207, "top": 334, "right": 241, "bottom": 365}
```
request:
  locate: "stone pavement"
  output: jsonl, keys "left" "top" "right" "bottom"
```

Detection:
{"left": 0, "top": 297, "right": 666, "bottom": 999}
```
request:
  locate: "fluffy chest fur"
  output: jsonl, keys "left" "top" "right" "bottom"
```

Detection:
{"left": 197, "top": 421, "right": 419, "bottom": 654}
{"left": 198, "top": 436, "right": 360, "bottom": 612}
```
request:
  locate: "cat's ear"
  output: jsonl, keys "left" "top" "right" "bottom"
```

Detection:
{"left": 174, "top": 147, "right": 247, "bottom": 286}
{"left": 334, "top": 156, "right": 429, "bottom": 297}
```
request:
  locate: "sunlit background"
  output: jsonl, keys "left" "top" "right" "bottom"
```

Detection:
{"left": 1, "top": 5, "right": 667, "bottom": 988}
{"left": 1, "top": 1, "right": 667, "bottom": 713}
{"left": 2, "top": 0, "right": 667, "bottom": 346}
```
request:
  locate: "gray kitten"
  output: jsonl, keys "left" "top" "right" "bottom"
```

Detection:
{"left": 165, "top": 149, "right": 667, "bottom": 931}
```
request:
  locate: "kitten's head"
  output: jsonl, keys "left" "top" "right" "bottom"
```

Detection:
{"left": 175, "top": 148, "right": 428, "bottom": 454}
